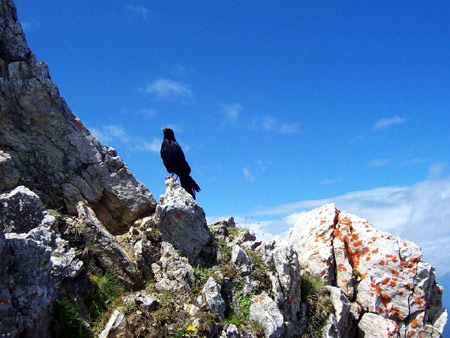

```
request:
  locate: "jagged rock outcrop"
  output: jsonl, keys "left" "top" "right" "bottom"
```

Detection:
{"left": 0, "top": 0, "right": 156, "bottom": 234}
{"left": 66, "top": 202, "right": 144, "bottom": 290}
{"left": 202, "top": 277, "right": 227, "bottom": 319}
{"left": 250, "top": 292, "right": 285, "bottom": 338}
{"left": 156, "top": 177, "right": 211, "bottom": 263}
{"left": 0, "top": 186, "right": 83, "bottom": 337}
{"left": 151, "top": 241, "right": 195, "bottom": 295}
{"left": 288, "top": 203, "right": 447, "bottom": 337}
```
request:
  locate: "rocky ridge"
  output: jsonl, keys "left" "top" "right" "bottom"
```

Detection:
{"left": 0, "top": 0, "right": 447, "bottom": 337}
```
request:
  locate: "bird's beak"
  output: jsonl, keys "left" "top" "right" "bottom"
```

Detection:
{"left": 162, "top": 128, "right": 166, "bottom": 132}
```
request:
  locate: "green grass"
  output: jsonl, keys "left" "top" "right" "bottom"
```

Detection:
{"left": 53, "top": 298, "right": 88, "bottom": 338}
{"left": 193, "top": 265, "right": 211, "bottom": 283}
{"left": 88, "top": 273, "right": 124, "bottom": 328}
{"left": 300, "top": 273, "right": 333, "bottom": 337}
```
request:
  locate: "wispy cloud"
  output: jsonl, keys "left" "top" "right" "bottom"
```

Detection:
{"left": 250, "top": 176, "right": 450, "bottom": 276}
{"left": 144, "top": 78, "right": 192, "bottom": 100}
{"left": 131, "top": 138, "right": 161, "bottom": 152}
{"left": 319, "top": 176, "right": 343, "bottom": 185}
{"left": 90, "top": 124, "right": 160, "bottom": 153}
{"left": 221, "top": 103, "right": 242, "bottom": 125}
{"left": 373, "top": 116, "right": 407, "bottom": 130}
{"left": 243, "top": 167, "right": 255, "bottom": 182}
{"left": 251, "top": 115, "right": 299, "bottom": 134}
{"left": 428, "top": 162, "right": 448, "bottom": 179}
{"left": 126, "top": 5, "right": 150, "bottom": 19}
{"left": 135, "top": 108, "right": 157, "bottom": 118}
{"left": 257, "top": 159, "right": 271, "bottom": 171}
{"left": 368, "top": 159, "right": 391, "bottom": 167}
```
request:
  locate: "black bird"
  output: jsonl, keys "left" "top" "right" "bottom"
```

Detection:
{"left": 160, "top": 128, "right": 200, "bottom": 199}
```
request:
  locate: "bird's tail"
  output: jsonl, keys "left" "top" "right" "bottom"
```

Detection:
{"left": 179, "top": 174, "right": 201, "bottom": 199}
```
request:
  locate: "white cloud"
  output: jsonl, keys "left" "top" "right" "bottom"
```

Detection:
{"left": 373, "top": 116, "right": 407, "bottom": 130}
{"left": 428, "top": 162, "right": 448, "bottom": 179}
{"left": 251, "top": 177, "right": 450, "bottom": 276}
{"left": 251, "top": 115, "right": 299, "bottom": 134}
{"left": 257, "top": 159, "right": 271, "bottom": 171}
{"left": 145, "top": 78, "right": 192, "bottom": 100}
{"left": 90, "top": 124, "right": 160, "bottom": 153}
{"left": 242, "top": 167, "right": 255, "bottom": 182}
{"left": 221, "top": 103, "right": 242, "bottom": 125}
{"left": 131, "top": 137, "right": 161, "bottom": 152}
{"left": 126, "top": 5, "right": 150, "bottom": 19}
{"left": 135, "top": 108, "right": 157, "bottom": 118}
{"left": 368, "top": 159, "right": 391, "bottom": 167}
{"left": 319, "top": 176, "right": 343, "bottom": 185}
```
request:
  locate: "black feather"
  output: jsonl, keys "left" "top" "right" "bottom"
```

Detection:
{"left": 160, "top": 128, "right": 201, "bottom": 199}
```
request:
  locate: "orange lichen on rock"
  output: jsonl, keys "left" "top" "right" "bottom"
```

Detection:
{"left": 333, "top": 228, "right": 343, "bottom": 241}
{"left": 339, "top": 217, "right": 353, "bottom": 227}
{"left": 380, "top": 293, "right": 392, "bottom": 306}
{"left": 372, "top": 248, "right": 379, "bottom": 254}
{"left": 379, "top": 259, "right": 386, "bottom": 266}
{"left": 337, "top": 263, "right": 347, "bottom": 272}
{"left": 410, "top": 318, "right": 419, "bottom": 328}
{"left": 390, "top": 281, "right": 397, "bottom": 287}
{"left": 353, "top": 240, "right": 363, "bottom": 247}
{"left": 381, "top": 277, "right": 391, "bottom": 285}
{"left": 391, "top": 269, "right": 400, "bottom": 276}
{"left": 391, "top": 256, "right": 399, "bottom": 263}
{"left": 407, "top": 330, "right": 416, "bottom": 338}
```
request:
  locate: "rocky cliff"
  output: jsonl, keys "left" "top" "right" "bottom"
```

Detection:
{"left": 0, "top": 0, "right": 447, "bottom": 337}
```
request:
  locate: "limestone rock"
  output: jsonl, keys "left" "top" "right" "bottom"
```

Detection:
{"left": 0, "top": 185, "right": 45, "bottom": 233}
{"left": 257, "top": 241, "right": 302, "bottom": 330}
{"left": 0, "top": 150, "right": 19, "bottom": 192}
{"left": 99, "top": 310, "right": 132, "bottom": 338}
{"left": 122, "top": 292, "right": 158, "bottom": 312}
{"left": 74, "top": 202, "right": 144, "bottom": 290}
{"left": 0, "top": 187, "right": 83, "bottom": 337}
{"left": 151, "top": 241, "right": 195, "bottom": 295}
{"left": 224, "top": 324, "right": 240, "bottom": 338}
{"left": 156, "top": 177, "right": 211, "bottom": 263}
{"left": 358, "top": 312, "right": 399, "bottom": 337}
{"left": 0, "top": 0, "right": 156, "bottom": 234}
{"left": 249, "top": 292, "right": 284, "bottom": 338}
{"left": 288, "top": 203, "right": 447, "bottom": 337}
{"left": 202, "top": 276, "right": 226, "bottom": 319}
{"left": 231, "top": 244, "right": 253, "bottom": 275}
{"left": 323, "top": 286, "right": 355, "bottom": 337}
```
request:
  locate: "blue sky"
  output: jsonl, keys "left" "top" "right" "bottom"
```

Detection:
{"left": 15, "top": 1, "right": 450, "bottom": 276}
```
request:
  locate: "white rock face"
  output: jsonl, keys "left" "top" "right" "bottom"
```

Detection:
{"left": 250, "top": 292, "right": 285, "bottom": 338}
{"left": 156, "top": 178, "right": 211, "bottom": 263}
{"left": 151, "top": 241, "right": 195, "bottom": 295}
{"left": 202, "top": 276, "right": 226, "bottom": 319}
{"left": 358, "top": 312, "right": 399, "bottom": 337}
{"left": 231, "top": 244, "right": 253, "bottom": 275}
{"left": 257, "top": 241, "right": 302, "bottom": 334}
{"left": 288, "top": 203, "right": 447, "bottom": 337}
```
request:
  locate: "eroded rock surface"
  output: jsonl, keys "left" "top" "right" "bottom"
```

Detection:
{"left": 0, "top": 0, "right": 156, "bottom": 234}
{"left": 288, "top": 203, "right": 447, "bottom": 337}
{"left": 156, "top": 177, "right": 211, "bottom": 263}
